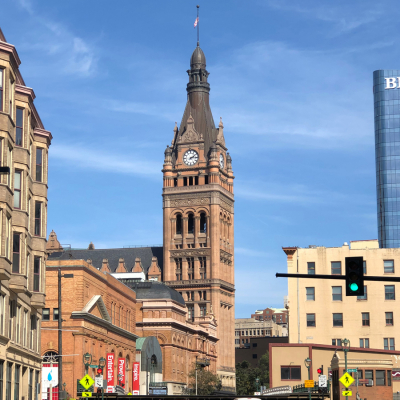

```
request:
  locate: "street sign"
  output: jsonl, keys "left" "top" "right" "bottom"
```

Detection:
{"left": 95, "top": 376, "right": 103, "bottom": 388}
{"left": 304, "top": 380, "right": 314, "bottom": 388}
{"left": 358, "top": 379, "right": 369, "bottom": 384}
{"left": 342, "top": 390, "right": 352, "bottom": 396}
{"left": 348, "top": 368, "right": 357, "bottom": 373}
{"left": 254, "top": 392, "right": 261, "bottom": 395}
{"left": 319, "top": 375, "right": 327, "bottom": 387}
{"left": 79, "top": 374, "right": 95, "bottom": 390}
{"left": 339, "top": 372, "right": 354, "bottom": 388}
{"left": 82, "top": 393, "right": 92, "bottom": 397}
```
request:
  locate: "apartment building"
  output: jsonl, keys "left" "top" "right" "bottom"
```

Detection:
{"left": 283, "top": 240, "right": 400, "bottom": 350}
{"left": 0, "top": 28, "right": 52, "bottom": 400}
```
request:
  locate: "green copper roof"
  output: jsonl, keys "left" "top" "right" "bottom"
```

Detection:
{"left": 136, "top": 337, "right": 147, "bottom": 351}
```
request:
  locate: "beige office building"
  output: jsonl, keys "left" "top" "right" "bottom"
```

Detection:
{"left": 235, "top": 318, "right": 284, "bottom": 348}
{"left": 283, "top": 240, "right": 400, "bottom": 351}
{"left": 0, "top": 28, "right": 51, "bottom": 399}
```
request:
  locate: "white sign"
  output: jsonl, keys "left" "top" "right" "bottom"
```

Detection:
{"left": 319, "top": 375, "right": 327, "bottom": 388}
{"left": 41, "top": 366, "right": 59, "bottom": 400}
{"left": 385, "top": 77, "right": 400, "bottom": 89}
{"left": 95, "top": 376, "right": 103, "bottom": 388}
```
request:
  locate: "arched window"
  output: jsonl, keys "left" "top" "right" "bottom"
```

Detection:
{"left": 176, "top": 214, "right": 182, "bottom": 234}
{"left": 188, "top": 214, "right": 194, "bottom": 234}
{"left": 200, "top": 212, "right": 206, "bottom": 233}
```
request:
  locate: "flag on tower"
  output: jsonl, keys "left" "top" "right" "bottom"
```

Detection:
{"left": 194, "top": 17, "right": 199, "bottom": 28}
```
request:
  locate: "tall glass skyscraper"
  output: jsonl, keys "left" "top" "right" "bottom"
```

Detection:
{"left": 374, "top": 69, "right": 400, "bottom": 248}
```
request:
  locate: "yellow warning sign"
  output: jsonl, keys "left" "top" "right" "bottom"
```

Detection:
{"left": 342, "top": 390, "right": 352, "bottom": 396}
{"left": 79, "top": 374, "right": 94, "bottom": 390}
{"left": 304, "top": 379, "right": 314, "bottom": 388}
{"left": 81, "top": 393, "right": 92, "bottom": 397}
{"left": 339, "top": 372, "right": 354, "bottom": 388}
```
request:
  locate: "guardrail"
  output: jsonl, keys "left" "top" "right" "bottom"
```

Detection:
{"left": 263, "top": 385, "right": 292, "bottom": 395}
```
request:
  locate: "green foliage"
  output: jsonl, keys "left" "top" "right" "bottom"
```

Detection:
{"left": 187, "top": 365, "right": 222, "bottom": 395}
{"left": 236, "top": 353, "right": 269, "bottom": 395}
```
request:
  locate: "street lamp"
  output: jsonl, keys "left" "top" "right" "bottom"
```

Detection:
{"left": 304, "top": 357, "right": 312, "bottom": 400}
{"left": 341, "top": 339, "right": 351, "bottom": 400}
{"left": 255, "top": 377, "right": 260, "bottom": 394}
{"left": 83, "top": 353, "right": 92, "bottom": 374}
{"left": 98, "top": 357, "right": 106, "bottom": 400}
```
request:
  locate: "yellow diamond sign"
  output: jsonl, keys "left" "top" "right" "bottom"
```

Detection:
{"left": 339, "top": 372, "right": 354, "bottom": 388}
{"left": 79, "top": 374, "right": 94, "bottom": 390}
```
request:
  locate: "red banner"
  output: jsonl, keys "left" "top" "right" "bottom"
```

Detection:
{"left": 118, "top": 358, "right": 126, "bottom": 388}
{"left": 132, "top": 362, "right": 140, "bottom": 395}
{"left": 106, "top": 353, "right": 115, "bottom": 393}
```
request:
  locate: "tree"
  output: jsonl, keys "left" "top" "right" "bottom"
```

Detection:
{"left": 236, "top": 353, "right": 269, "bottom": 395}
{"left": 187, "top": 364, "right": 221, "bottom": 395}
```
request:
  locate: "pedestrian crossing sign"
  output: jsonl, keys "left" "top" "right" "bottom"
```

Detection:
{"left": 339, "top": 372, "right": 354, "bottom": 388}
{"left": 79, "top": 374, "right": 95, "bottom": 390}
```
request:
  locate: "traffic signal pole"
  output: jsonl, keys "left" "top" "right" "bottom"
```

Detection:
{"left": 276, "top": 272, "right": 400, "bottom": 282}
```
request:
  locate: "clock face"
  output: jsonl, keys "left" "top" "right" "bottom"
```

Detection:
{"left": 220, "top": 154, "right": 224, "bottom": 169}
{"left": 183, "top": 149, "right": 199, "bottom": 166}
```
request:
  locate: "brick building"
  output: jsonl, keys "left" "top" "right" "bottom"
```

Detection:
{"left": 45, "top": 240, "right": 218, "bottom": 395}
{"left": 42, "top": 259, "right": 138, "bottom": 397}
{"left": 0, "top": 28, "right": 51, "bottom": 400}
{"left": 252, "top": 307, "right": 288, "bottom": 324}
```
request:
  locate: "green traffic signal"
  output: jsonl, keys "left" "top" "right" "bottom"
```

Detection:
{"left": 349, "top": 283, "right": 359, "bottom": 292}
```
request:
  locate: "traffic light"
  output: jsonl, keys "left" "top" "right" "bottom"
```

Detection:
{"left": 317, "top": 366, "right": 323, "bottom": 375}
{"left": 97, "top": 367, "right": 103, "bottom": 375}
{"left": 345, "top": 257, "right": 364, "bottom": 296}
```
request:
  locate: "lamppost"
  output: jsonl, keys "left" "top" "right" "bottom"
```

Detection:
{"left": 304, "top": 357, "right": 312, "bottom": 400}
{"left": 341, "top": 339, "right": 351, "bottom": 400}
{"left": 57, "top": 268, "right": 73, "bottom": 400}
{"left": 255, "top": 377, "right": 260, "bottom": 394}
{"left": 99, "top": 357, "right": 106, "bottom": 400}
{"left": 83, "top": 353, "right": 92, "bottom": 374}
{"left": 285, "top": 304, "right": 289, "bottom": 342}
{"left": 195, "top": 355, "right": 198, "bottom": 395}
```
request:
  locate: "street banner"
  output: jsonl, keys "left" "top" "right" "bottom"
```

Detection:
{"left": 132, "top": 362, "right": 140, "bottom": 395}
{"left": 106, "top": 353, "right": 115, "bottom": 393}
{"left": 118, "top": 358, "right": 126, "bottom": 388}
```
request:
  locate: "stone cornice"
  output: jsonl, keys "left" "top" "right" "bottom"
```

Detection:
{"left": 0, "top": 42, "right": 21, "bottom": 66}
{"left": 34, "top": 128, "right": 52, "bottom": 145}
{"left": 165, "top": 278, "right": 235, "bottom": 292}
{"left": 163, "top": 183, "right": 234, "bottom": 202}
{"left": 71, "top": 311, "right": 139, "bottom": 341}
{"left": 169, "top": 248, "right": 210, "bottom": 258}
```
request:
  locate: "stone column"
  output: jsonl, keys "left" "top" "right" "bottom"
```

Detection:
{"left": 182, "top": 217, "right": 188, "bottom": 248}
{"left": 194, "top": 216, "right": 200, "bottom": 248}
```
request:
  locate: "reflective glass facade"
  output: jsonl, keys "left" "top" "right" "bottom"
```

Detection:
{"left": 374, "top": 69, "right": 400, "bottom": 248}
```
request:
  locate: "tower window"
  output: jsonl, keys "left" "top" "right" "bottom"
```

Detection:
{"left": 204, "top": 175, "right": 209, "bottom": 185}
{"left": 188, "top": 214, "right": 194, "bottom": 234}
{"left": 14, "top": 170, "right": 22, "bottom": 209}
{"left": 174, "top": 178, "right": 178, "bottom": 187}
{"left": 0, "top": 69, "right": 3, "bottom": 111}
{"left": 195, "top": 176, "right": 199, "bottom": 185}
{"left": 184, "top": 177, "right": 188, "bottom": 186}
{"left": 176, "top": 214, "right": 182, "bottom": 235}
{"left": 200, "top": 213, "right": 207, "bottom": 233}
{"left": 189, "top": 177, "right": 193, "bottom": 185}
{"left": 34, "top": 202, "right": 42, "bottom": 236}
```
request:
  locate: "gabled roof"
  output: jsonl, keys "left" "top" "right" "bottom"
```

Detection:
{"left": 82, "top": 295, "right": 111, "bottom": 323}
{"left": 48, "top": 246, "right": 163, "bottom": 275}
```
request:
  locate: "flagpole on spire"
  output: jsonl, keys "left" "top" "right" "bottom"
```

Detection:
{"left": 197, "top": 5, "right": 200, "bottom": 46}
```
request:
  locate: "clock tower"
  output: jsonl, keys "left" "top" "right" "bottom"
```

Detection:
{"left": 162, "top": 44, "right": 235, "bottom": 391}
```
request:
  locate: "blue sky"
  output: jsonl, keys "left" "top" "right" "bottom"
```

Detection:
{"left": 1, "top": 0, "right": 396, "bottom": 317}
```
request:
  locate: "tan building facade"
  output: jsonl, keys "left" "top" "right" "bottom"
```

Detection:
{"left": 270, "top": 343, "right": 400, "bottom": 399}
{"left": 283, "top": 239, "right": 400, "bottom": 351}
{"left": 235, "top": 318, "right": 283, "bottom": 348}
{"left": 0, "top": 28, "right": 51, "bottom": 400}
{"left": 161, "top": 44, "right": 235, "bottom": 391}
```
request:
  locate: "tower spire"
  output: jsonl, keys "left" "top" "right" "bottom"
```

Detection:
{"left": 197, "top": 5, "right": 200, "bottom": 47}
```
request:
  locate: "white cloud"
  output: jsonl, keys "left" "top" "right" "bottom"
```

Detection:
{"left": 50, "top": 144, "right": 160, "bottom": 177}
{"left": 16, "top": 0, "right": 98, "bottom": 77}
